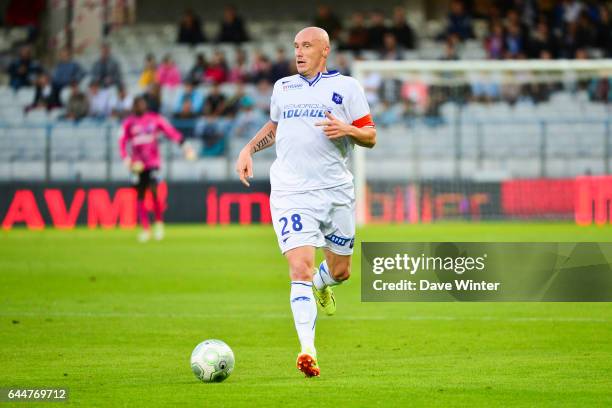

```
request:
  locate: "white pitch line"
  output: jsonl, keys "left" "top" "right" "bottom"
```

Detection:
{"left": 0, "top": 311, "right": 609, "bottom": 323}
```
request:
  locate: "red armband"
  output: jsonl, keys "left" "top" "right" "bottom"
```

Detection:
{"left": 351, "top": 114, "right": 375, "bottom": 128}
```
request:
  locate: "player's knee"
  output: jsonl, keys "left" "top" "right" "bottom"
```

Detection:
{"left": 288, "top": 258, "right": 314, "bottom": 281}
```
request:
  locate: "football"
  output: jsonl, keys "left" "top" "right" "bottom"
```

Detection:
{"left": 190, "top": 339, "right": 235, "bottom": 383}
{"left": 131, "top": 160, "right": 145, "bottom": 173}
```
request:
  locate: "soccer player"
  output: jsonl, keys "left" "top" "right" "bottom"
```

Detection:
{"left": 119, "top": 96, "right": 195, "bottom": 242}
{"left": 235, "top": 27, "right": 376, "bottom": 377}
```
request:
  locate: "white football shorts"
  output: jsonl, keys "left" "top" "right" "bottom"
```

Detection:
{"left": 270, "top": 183, "right": 355, "bottom": 255}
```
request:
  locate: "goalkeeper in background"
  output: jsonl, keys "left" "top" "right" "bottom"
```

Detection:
{"left": 119, "top": 96, "right": 195, "bottom": 242}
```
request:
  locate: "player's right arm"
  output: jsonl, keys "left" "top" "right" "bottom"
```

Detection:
{"left": 235, "top": 120, "right": 277, "bottom": 187}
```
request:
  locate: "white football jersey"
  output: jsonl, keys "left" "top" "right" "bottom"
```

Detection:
{"left": 269, "top": 70, "right": 374, "bottom": 192}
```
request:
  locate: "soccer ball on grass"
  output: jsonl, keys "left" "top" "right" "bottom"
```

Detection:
{"left": 190, "top": 339, "right": 235, "bottom": 383}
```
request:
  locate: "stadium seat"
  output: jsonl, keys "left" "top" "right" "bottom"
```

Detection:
{"left": 16, "top": 89, "right": 35, "bottom": 105}
{"left": 8, "top": 161, "right": 46, "bottom": 180}
{"left": 24, "top": 110, "right": 48, "bottom": 123}
{"left": 9, "top": 127, "right": 46, "bottom": 161}
{"left": 51, "top": 125, "right": 78, "bottom": 161}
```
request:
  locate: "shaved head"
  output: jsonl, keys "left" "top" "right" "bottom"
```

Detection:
{"left": 295, "top": 26, "right": 330, "bottom": 47}
{"left": 294, "top": 26, "right": 331, "bottom": 78}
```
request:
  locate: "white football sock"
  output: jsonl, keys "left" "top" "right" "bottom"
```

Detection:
{"left": 290, "top": 281, "right": 317, "bottom": 354}
{"left": 313, "top": 260, "right": 340, "bottom": 291}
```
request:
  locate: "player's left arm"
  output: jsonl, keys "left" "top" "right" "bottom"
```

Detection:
{"left": 316, "top": 79, "right": 377, "bottom": 148}
{"left": 315, "top": 111, "right": 377, "bottom": 148}
{"left": 157, "top": 115, "right": 196, "bottom": 160}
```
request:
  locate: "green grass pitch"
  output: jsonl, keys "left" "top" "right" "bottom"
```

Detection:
{"left": 1, "top": 223, "right": 611, "bottom": 407}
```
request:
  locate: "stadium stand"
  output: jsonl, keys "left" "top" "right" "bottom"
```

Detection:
{"left": 0, "top": 1, "right": 611, "bottom": 182}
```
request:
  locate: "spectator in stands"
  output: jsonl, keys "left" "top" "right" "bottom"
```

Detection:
{"left": 173, "top": 79, "right": 204, "bottom": 114}
{"left": 228, "top": 49, "right": 249, "bottom": 83}
{"left": 51, "top": 48, "right": 85, "bottom": 95}
{"left": 109, "top": 84, "right": 133, "bottom": 119}
{"left": 574, "top": 11, "right": 598, "bottom": 50}
{"left": 138, "top": 54, "right": 157, "bottom": 90}
{"left": 515, "top": 0, "right": 538, "bottom": 27}
{"left": 380, "top": 33, "right": 403, "bottom": 60}
{"left": 574, "top": 47, "right": 588, "bottom": 59}
{"left": 589, "top": 78, "right": 611, "bottom": 102}
{"left": 596, "top": 5, "right": 612, "bottom": 56}
{"left": 334, "top": 53, "right": 351, "bottom": 76}
{"left": 504, "top": 21, "right": 525, "bottom": 58}
{"left": 172, "top": 100, "right": 198, "bottom": 138}
{"left": 7, "top": 45, "right": 42, "bottom": 90}
{"left": 250, "top": 55, "right": 274, "bottom": 84}
{"left": 527, "top": 20, "right": 555, "bottom": 58}
{"left": 223, "top": 82, "right": 246, "bottom": 116}
{"left": 62, "top": 81, "right": 89, "bottom": 122}
{"left": 583, "top": 1, "right": 603, "bottom": 21}
{"left": 595, "top": 5, "right": 612, "bottom": 51}
{"left": 155, "top": 54, "right": 182, "bottom": 88}
{"left": 485, "top": 22, "right": 505, "bottom": 59}
{"left": 341, "top": 12, "right": 369, "bottom": 52}
{"left": 372, "top": 99, "right": 404, "bottom": 127}
{"left": 143, "top": 83, "right": 162, "bottom": 113}
{"left": 177, "top": 9, "right": 206, "bottom": 45}
{"left": 271, "top": 48, "right": 291, "bottom": 82}
{"left": 313, "top": 5, "right": 342, "bottom": 40}
{"left": 87, "top": 81, "right": 112, "bottom": 119}
{"left": 217, "top": 5, "right": 249, "bottom": 43}
{"left": 216, "top": 49, "right": 229, "bottom": 70}
{"left": 367, "top": 10, "right": 388, "bottom": 50}
{"left": 202, "top": 82, "right": 226, "bottom": 117}
{"left": 232, "top": 95, "right": 267, "bottom": 139}
{"left": 248, "top": 50, "right": 266, "bottom": 82}
{"left": 196, "top": 83, "right": 228, "bottom": 153}
{"left": 441, "top": 36, "right": 459, "bottom": 60}
{"left": 501, "top": 70, "right": 526, "bottom": 104}
{"left": 539, "top": 49, "right": 553, "bottom": 59}
{"left": 484, "top": 3, "right": 503, "bottom": 26}
{"left": 187, "top": 53, "right": 208, "bottom": 85}
{"left": 203, "top": 51, "right": 228, "bottom": 84}
{"left": 254, "top": 79, "right": 272, "bottom": 113}
{"left": 173, "top": 100, "right": 198, "bottom": 120}
{"left": 505, "top": 9, "right": 529, "bottom": 41}
{"left": 470, "top": 73, "right": 502, "bottom": 102}
{"left": 553, "top": 0, "right": 583, "bottom": 29}
{"left": 559, "top": 21, "right": 582, "bottom": 58}
{"left": 445, "top": 0, "right": 474, "bottom": 41}
{"left": 25, "top": 73, "right": 61, "bottom": 113}
{"left": 390, "top": 7, "right": 416, "bottom": 50}
{"left": 91, "top": 43, "right": 123, "bottom": 88}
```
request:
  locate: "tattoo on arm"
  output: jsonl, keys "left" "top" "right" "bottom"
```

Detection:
{"left": 251, "top": 129, "right": 276, "bottom": 153}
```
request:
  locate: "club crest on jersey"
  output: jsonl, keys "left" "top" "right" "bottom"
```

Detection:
{"left": 332, "top": 92, "right": 343, "bottom": 104}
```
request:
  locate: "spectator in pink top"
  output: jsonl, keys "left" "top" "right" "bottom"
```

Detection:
{"left": 155, "top": 55, "right": 182, "bottom": 88}
{"left": 227, "top": 48, "right": 248, "bottom": 83}
{"left": 485, "top": 22, "right": 505, "bottom": 59}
